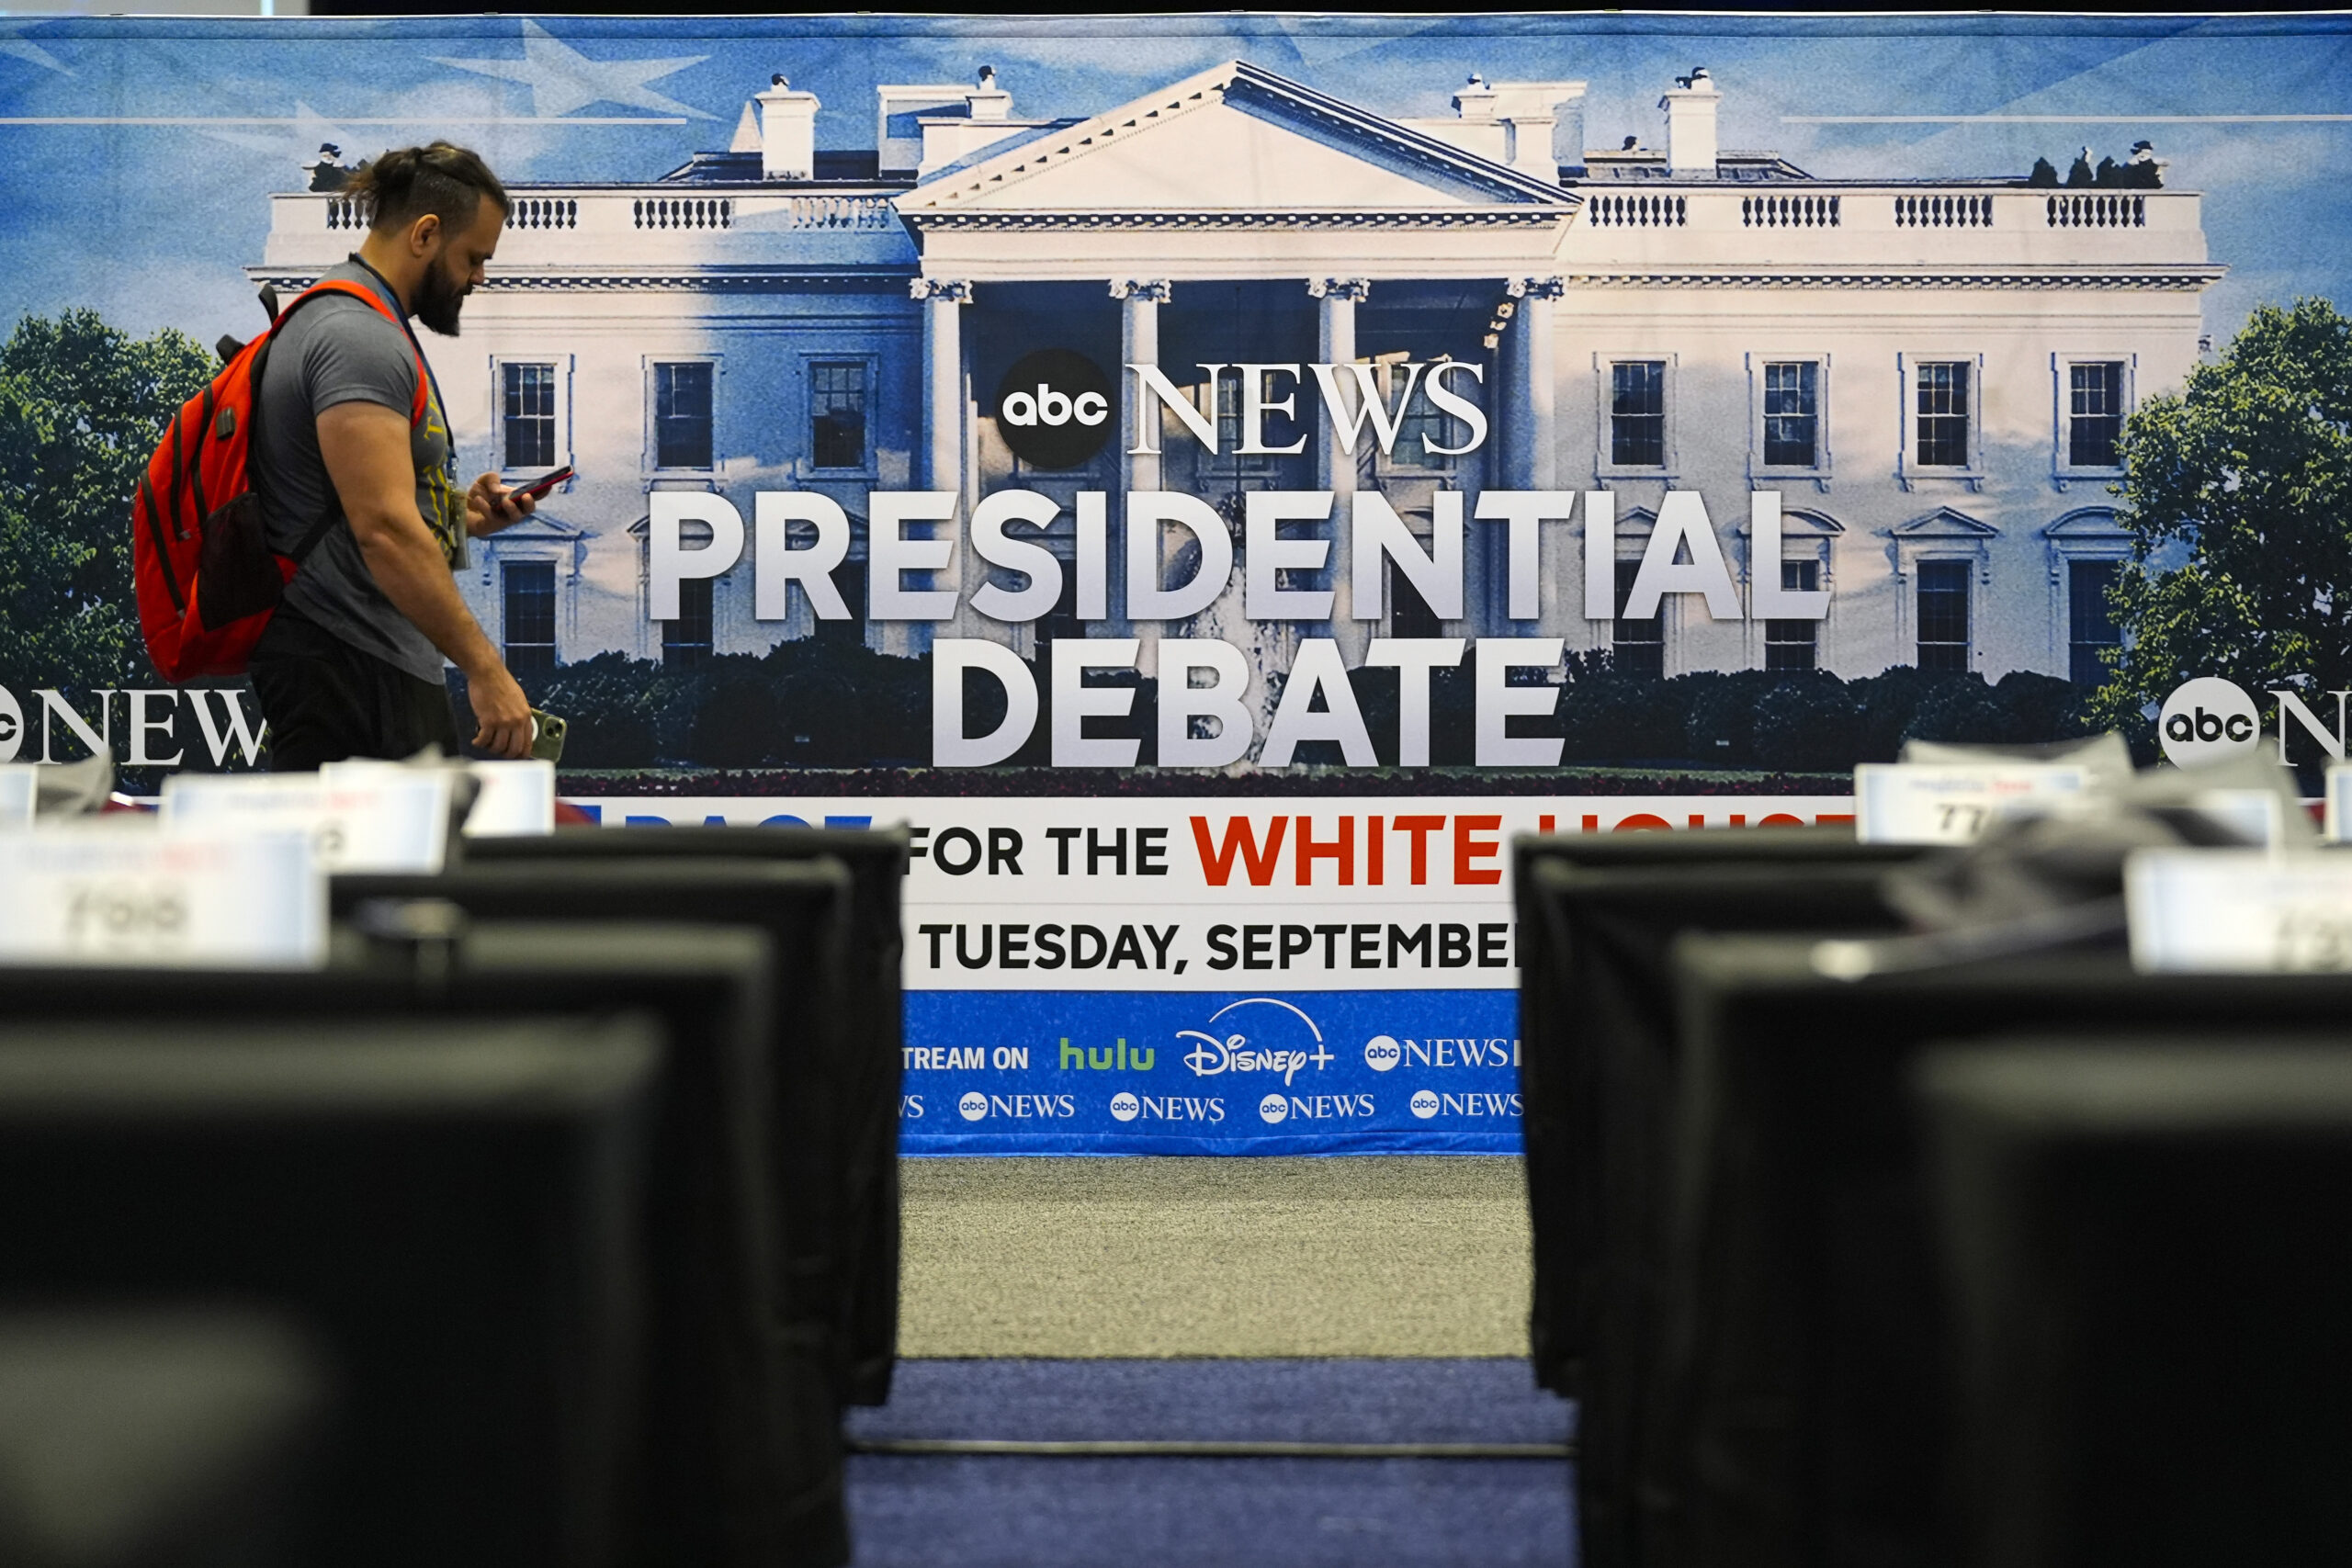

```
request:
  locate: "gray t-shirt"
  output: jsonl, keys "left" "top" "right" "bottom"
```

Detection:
{"left": 254, "top": 260, "right": 466, "bottom": 683}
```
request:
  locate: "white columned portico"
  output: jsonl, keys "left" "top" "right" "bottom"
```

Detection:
{"left": 1112, "top": 279, "right": 1172, "bottom": 661}
{"left": 1113, "top": 278, "right": 1171, "bottom": 495}
{"left": 1312, "top": 277, "right": 1371, "bottom": 657}
{"left": 1502, "top": 276, "right": 1563, "bottom": 492}
{"left": 912, "top": 276, "right": 973, "bottom": 493}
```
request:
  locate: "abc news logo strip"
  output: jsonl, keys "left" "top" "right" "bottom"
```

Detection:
{"left": 574, "top": 795, "right": 1854, "bottom": 994}
{"left": 894, "top": 988, "right": 1525, "bottom": 1155}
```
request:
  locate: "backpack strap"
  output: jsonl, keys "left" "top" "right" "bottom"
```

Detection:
{"left": 248, "top": 276, "right": 435, "bottom": 567}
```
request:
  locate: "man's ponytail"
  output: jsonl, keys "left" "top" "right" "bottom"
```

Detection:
{"left": 342, "top": 141, "right": 508, "bottom": 234}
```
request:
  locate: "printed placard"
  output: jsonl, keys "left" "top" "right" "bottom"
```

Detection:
{"left": 1853, "top": 763, "right": 2091, "bottom": 844}
{"left": 0, "top": 765, "right": 33, "bottom": 831}
{"left": 2324, "top": 767, "right": 2352, "bottom": 843}
{"left": 0, "top": 827, "right": 324, "bottom": 968}
{"left": 160, "top": 773, "right": 452, "bottom": 874}
{"left": 2189, "top": 788, "right": 2287, "bottom": 847}
{"left": 321, "top": 759, "right": 555, "bottom": 838}
{"left": 2127, "top": 849, "right": 2352, "bottom": 972}
{"left": 459, "top": 760, "right": 556, "bottom": 837}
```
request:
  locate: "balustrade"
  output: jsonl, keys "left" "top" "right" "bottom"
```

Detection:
{"left": 1894, "top": 193, "right": 1995, "bottom": 228}
{"left": 2045, "top": 193, "right": 2145, "bottom": 228}
{"left": 1586, "top": 193, "right": 1686, "bottom": 228}
{"left": 1743, "top": 193, "right": 1840, "bottom": 228}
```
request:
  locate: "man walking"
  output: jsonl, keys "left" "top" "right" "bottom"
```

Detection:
{"left": 248, "top": 141, "right": 537, "bottom": 768}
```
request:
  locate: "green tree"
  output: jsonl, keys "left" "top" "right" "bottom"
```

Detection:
{"left": 0, "top": 310, "right": 215, "bottom": 693}
{"left": 2095, "top": 299, "right": 2352, "bottom": 727}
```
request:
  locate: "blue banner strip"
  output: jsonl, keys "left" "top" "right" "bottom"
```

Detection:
{"left": 901, "top": 988, "right": 1524, "bottom": 1156}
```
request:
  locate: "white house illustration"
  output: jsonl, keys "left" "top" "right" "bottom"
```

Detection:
{"left": 251, "top": 59, "right": 2220, "bottom": 694}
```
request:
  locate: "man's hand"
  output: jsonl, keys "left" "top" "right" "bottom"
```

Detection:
{"left": 466, "top": 471, "right": 536, "bottom": 538}
{"left": 318, "top": 402, "right": 535, "bottom": 752}
{"left": 467, "top": 662, "right": 535, "bottom": 760}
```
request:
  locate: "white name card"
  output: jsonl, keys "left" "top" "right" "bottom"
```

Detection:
{"left": 1853, "top": 762, "right": 2090, "bottom": 845}
{"left": 462, "top": 760, "right": 557, "bottom": 837}
{"left": 321, "top": 758, "right": 554, "bottom": 838}
{"left": 0, "top": 827, "right": 324, "bottom": 968}
{"left": 0, "top": 765, "right": 33, "bottom": 831}
{"left": 160, "top": 773, "right": 452, "bottom": 874}
{"left": 2127, "top": 849, "right": 2352, "bottom": 973}
{"left": 2324, "top": 766, "right": 2352, "bottom": 843}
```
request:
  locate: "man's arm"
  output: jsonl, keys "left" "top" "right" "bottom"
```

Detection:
{"left": 315, "top": 400, "right": 534, "bottom": 759}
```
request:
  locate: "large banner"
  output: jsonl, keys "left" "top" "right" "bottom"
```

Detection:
{"left": 5, "top": 14, "right": 2351, "bottom": 1150}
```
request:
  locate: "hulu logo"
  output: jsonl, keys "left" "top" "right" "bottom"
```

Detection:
{"left": 1059, "top": 1038, "right": 1158, "bottom": 1071}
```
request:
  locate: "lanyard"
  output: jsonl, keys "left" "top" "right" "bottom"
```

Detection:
{"left": 345, "top": 253, "right": 456, "bottom": 478}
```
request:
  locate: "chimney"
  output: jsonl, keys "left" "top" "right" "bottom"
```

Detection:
{"left": 755, "top": 73, "right": 820, "bottom": 182}
{"left": 1452, "top": 72, "right": 1498, "bottom": 124}
{"left": 968, "top": 64, "right": 1012, "bottom": 122}
{"left": 1658, "top": 65, "right": 1719, "bottom": 177}
{"left": 1487, "top": 79, "right": 1586, "bottom": 181}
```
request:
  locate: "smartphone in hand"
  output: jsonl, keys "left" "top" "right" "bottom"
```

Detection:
{"left": 514, "top": 465, "right": 575, "bottom": 502}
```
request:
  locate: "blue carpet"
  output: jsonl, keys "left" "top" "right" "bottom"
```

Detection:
{"left": 843, "top": 1359, "right": 1576, "bottom": 1567}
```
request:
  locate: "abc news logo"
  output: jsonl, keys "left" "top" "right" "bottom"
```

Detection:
{"left": 2158, "top": 677, "right": 2276, "bottom": 768}
{"left": 993, "top": 349, "right": 1114, "bottom": 471}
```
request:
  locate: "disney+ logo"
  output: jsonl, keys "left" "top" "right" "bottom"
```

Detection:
{"left": 1177, "top": 998, "right": 1334, "bottom": 1088}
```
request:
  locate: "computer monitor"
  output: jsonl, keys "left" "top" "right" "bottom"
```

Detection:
{"left": 331, "top": 862, "right": 860, "bottom": 1418}
{"left": 1920, "top": 1035, "right": 2352, "bottom": 1568}
{"left": 0, "top": 924, "right": 842, "bottom": 1568}
{"left": 0, "top": 1015, "right": 658, "bottom": 1568}
{"left": 467, "top": 826, "right": 908, "bottom": 1404}
{"left": 1657, "top": 943, "right": 2352, "bottom": 1568}
{"left": 1516, "top": 853, "right": 1911, "bottom": 1568}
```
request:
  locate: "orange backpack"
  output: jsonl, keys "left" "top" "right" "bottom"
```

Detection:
{"left": 132, "top": 280, "right": 426, "bottom": 682}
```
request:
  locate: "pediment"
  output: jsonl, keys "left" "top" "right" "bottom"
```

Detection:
{"left": 2043, "top": 506, "right": 2128, "bottom": 538}
{"left": 1736, "top": 506, "right": 1845, "bottom": 537}
{"left": 496, "top": 512, "right": 587, "bottom": 543}
{"left": 1893, "top": 505, "right": 1997, "bottom": 539}
{"left": 897, "top": 61, "right": 1572, "bottom": 223}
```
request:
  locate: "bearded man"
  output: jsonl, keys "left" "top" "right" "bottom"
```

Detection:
{"left": 247, "top": 141, "right": 538, "bottom": 767}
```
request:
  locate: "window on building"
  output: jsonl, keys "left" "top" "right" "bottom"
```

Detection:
{"left": 663, "top": 574, "right": 714, "bottom": 667}
{"left": 2069, "top": 558, "right": 2121, "bottom": 685}
{"left": 1764, "top": 559, "right": 1819, "bottom": 671}
{"left": 1611, "top": 361, "right": 1667, "bottom": 468}
{"left": 1916, "top": 559, "right": 1971, "bottom": 671}
{"left": 2068, "top": 361, "right": 2125, "bottom": 468}
{"left": 1214, "top": 368, "right": 1294, "bottom": 467}
{"left": 502, "top": 560, "right": 556, "bottom": 677}
{"left": 1915, "top": 361, "right": 1972, "bottom": 468}
{"left": 816, "top": 560, "right": 868, "bottom": 647}
{"left": 1388, "top": 561, "right": 1445, "bottom": 638}
{"left": 653, "top": 361, "right": 715, "bottom": 470}
{"left": 1390, "top": 366, "right": 1462, "bottom": 471}
{"left": 502, "top": 362, "right": 557, "bottom": 471}
{"left": 810, "top": 361, "right": 867, "bottom": 470}
{"left": 1612, "top": 558, "right": 1664, "bottom": 678}
{"left": 1762, "top": 361, "right": 1819, "bottom": 468}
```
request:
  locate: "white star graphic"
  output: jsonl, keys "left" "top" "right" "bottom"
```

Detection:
{"left": 431, "top": 19, "right": 710, "bottom": 121}
{"left": 0, "top": 21, "right": 73, "bottom": 77}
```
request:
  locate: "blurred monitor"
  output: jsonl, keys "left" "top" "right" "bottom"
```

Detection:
{"left": 1920, "top": 1037, "right": 2352, "bottom": 1568}
{"left": 1658, "top": 942, "right": 2352, "bottom": 1568}
{"left": 0, "top": 1018, "right": 657, "bottom": 1568}
{"left": 1516, "top": 852, "right": 1910, "bottom": 1568}
{"left": 331, "top": 861, "right": 861, "bottom": 1417}
{"left": 0, "top": 924, "right": 841, "bottom": 1568}
{"left": 468, "top": 825, "right": 907, "bottom": 1404}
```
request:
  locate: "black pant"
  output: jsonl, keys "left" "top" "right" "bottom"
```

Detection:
{"left": 248, "top": 607, "right": 460, "bottom": 772}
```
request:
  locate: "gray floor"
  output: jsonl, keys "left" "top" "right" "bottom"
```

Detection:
{"left": 898, "top": 1156, "right": 1533, "bottom": 1359}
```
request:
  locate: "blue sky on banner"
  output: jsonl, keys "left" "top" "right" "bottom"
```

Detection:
{"left": 0, "top": 13, "right": 2347, "bottom": 346}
